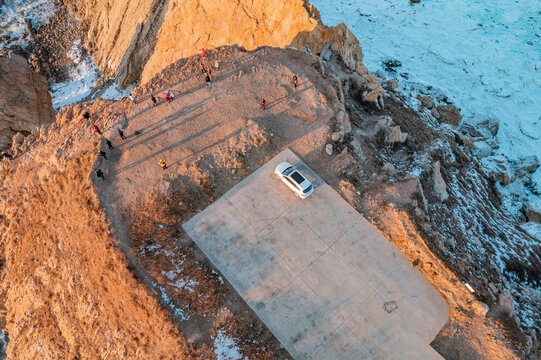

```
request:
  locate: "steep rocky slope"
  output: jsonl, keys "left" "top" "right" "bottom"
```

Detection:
{"left": 64, "top": 0, "right": 381, "bottom": 102}
{"left": 0, "top": 54, "right": 55, "bottom": 150}
{"left": 0, "top": 104, "right": 189, "bottom": 358}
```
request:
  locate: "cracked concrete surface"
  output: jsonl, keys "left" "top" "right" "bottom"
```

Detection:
{"left": 183, "top": 148, "right": 449, "bottom": 359}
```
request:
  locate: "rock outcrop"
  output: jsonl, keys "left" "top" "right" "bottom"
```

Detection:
{"left": 388, "top": 125, "right": 408, "bottom": 144}
{"left": 436, "top": 104, "right": 462, "bottom": 126}
{"left": 432, "top": 161, "right": 449, "bottom": 202}
{"left": 0, "top": 54, "right": 55, "bottom": 150}
{"left": 65, "top": 0, "right": 382, "bottom": 101}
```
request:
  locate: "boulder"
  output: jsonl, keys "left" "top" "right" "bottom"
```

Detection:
{"left": 496, "top": 289, "right": 515, "bottom": 318}
{"left": 480, "top": 155, "right": 514, "bottom": 185}
{"left": 432, "top": 161, "right": 449, "bottom": 201}
{"left": 436, "top": 104, "right": 462, "bottom": 126}
{"left": 383, "top": 79, "right": 398, "bottom": 92}
{"left": 514, "top": 156, "right": 540, "bottom": 178}
{"left": 331, "top": 149, "right": 356, "bottom": 174}
{"left": 473, "top": 140, "right": 493, "bottom": 159}
{"left": 431, "top": 107, "right": 441, "bottom": 119}
{"left": 336, "top": 110, "right": 352, "bottom": 134}
{"left": 332, "top": 130, "right": 345, "bottom": 142}
{"left": 523, "top": 202, "right": 541, "bottom": 224}
{"left": 417, "top": 95, "right": 435, "bottom": 109}
{"left": 387, "top": 126, "right": 408, "bottom": 144}
{"left": 461, "top": 115, "right": 499, "bottom": 138}
{"left": 325, "top": 143, "right": 333, "bottom": 156}
{"left": 381, "top": 162, "right": 396, "bottom": 175}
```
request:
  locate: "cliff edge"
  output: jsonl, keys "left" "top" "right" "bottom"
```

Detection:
{"left": 65, "top": 0, "right": 382, "bottom": 102}
{"left": 0, "top": 54, "right": 55, "bottom": 150}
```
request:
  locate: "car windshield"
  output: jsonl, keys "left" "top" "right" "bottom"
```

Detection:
{"left": 303, "top": 184, "right": 313, "bottom": 194}
{"left": 283, "top": 166, "right": 294, "bottom": 176}
{"left": 290, "top": 171, "right": 306, "bottom": 185}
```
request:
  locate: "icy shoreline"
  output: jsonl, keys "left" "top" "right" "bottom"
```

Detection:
{"left": 311, "top": 0, "right": 541, "bottom": 212}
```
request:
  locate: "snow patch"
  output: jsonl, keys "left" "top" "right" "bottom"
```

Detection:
{"left": 213, "top": 329, "right": 248, "bottom": 360}
{"left": 0, "top": 0, "right": 55, "bottom": 49}
{"left": 100, "top": 81, "right": 129, "bottom": 100}
{"left": 49, "top": 40, "right": 99, "bottom": 110}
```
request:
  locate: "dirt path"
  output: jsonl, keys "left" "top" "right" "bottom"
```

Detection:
{"left": 92, "top": 46, "right": 342, "bottom": 358}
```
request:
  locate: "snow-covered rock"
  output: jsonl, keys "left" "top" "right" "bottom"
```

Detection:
{"left": 461, "top": 115, "right": 499, "bottom": 138}
{"left": 514, "top": 156, "right": 540, "bottom": 179}
{"left": 523, "top": 202, "right": 541, "bottom": 224}
{"left": 480, "top": 155, "right": 514, "bottom": 185}
{"left": 473, "top": 140, "right": 494, "bottom": 159}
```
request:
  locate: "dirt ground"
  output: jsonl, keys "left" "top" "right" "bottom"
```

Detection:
{"left": 0, "top": 45, "right": 535, "bottom": 359}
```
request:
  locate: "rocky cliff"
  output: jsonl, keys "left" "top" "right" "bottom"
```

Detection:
{"left": 66, "top": 0, "right": 382, "bottom": 102}
{"left": 0, "top": 54, "right": 55, "bottom": 150}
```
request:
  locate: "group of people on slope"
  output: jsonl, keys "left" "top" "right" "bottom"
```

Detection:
{"left": 88, "top": 48, "right": 300, "bottom": 181}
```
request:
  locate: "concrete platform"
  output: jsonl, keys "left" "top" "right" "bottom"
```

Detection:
{"left": 183, "top": 149, "right": 449, "bottom": 359}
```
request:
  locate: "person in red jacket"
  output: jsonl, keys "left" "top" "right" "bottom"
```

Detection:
{"left": 165, "top": 92, "right": 171, "bottom": 103}
{"left": 92, "top": 124, "right": 102, "bottom": 135}
{"left": 259, "top": 99, "right": 266, "bottom": 110}
{"left": 200, "top": 48, "right": 206, "bottom": 58}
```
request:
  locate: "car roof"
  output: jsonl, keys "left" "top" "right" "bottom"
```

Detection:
{"left": 289, "top": 170, "right": 306, "bottom": 185}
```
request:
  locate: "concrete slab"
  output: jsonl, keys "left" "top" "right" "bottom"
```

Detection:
{"left": 183, "top": 149, "right": 449, "bottom": 359}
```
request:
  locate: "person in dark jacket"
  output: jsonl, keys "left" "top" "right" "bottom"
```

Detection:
{"left": 95, "top": 169, "right": 105, "bottom": 180}
{"left": 117, "top": 128, "right": 126, "bottom": 139}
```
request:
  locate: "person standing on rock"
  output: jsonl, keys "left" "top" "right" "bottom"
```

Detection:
{"left": 168, "top": 90, "right": 175, "bottom": 101}
{"left": 95, "top": 169, "right": 105, "bottom": 181}
{"left": 292, "top": 74, "right": 298, "bottom": 90}
{"left": 159, "top": 159, "right": 167, "bottom": 170}
{"left": 207, "top": 69, "right": 213, "bottom": 80}
{"left": 99, "top": 150, "right": 107, "bottom": 160}
{"left": 165, "top": 92, "right": 171, "bottom": 104}
{"left": 117, "top": 128, "right": 126, "bottom": 139}
{"left": 200, "top": 48, "right": 206, "bottom": 58}
{"left": 92, "top": 124, "right": 102, "bottom": 136}
{"left": 200, "top": 62, "right": 206, "bottom": 74}
{"left": 205, "top": 73, "right": 212, "bottom": 86}
{"left": 82, "top": 111, "right": 90, "bottom": 120}
{"left": 151, "top": 94, "right": 158, "bottom": 107}
{"left": 259, "top": 99, "right": 266, "bottom": 110}
{"left": 105, "top": 139, "right": 114, "bottom": 150}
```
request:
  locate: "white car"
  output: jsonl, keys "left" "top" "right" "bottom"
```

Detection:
{"left": 274, "top": 162, "right": 314, "bottom": 199}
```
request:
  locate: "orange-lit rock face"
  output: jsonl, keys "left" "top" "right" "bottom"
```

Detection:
{"left": 67, "top": 0, "right": 381, "bottom": 100}
{"left": 0, "top": 55, "right": 55, "bottom": 150}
